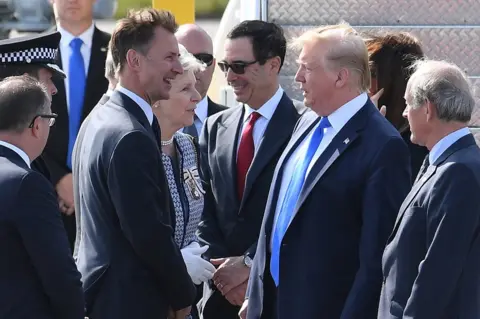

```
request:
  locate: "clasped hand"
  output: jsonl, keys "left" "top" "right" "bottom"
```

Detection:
{"left": 181, "top": 242, "right": 216, "bottom": 285}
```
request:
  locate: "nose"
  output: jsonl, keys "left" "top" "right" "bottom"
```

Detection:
{"left": 192, "top": 88, "right": 201, "bottom": 103}
{"left": 50, "top": 82, "right": 58, "bottom": 96}
{"left": 402, "top": 106, "right": 408, "bottom": 118}
{"left": 294, "top": 67, "right": 305, "bottom": 83}
{"left": 226, "top": 68, "right": 237, "bottom": 82}
{"left": 172, "top": 58, "right": 183, "bottom": 75}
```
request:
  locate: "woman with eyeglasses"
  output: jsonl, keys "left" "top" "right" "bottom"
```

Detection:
{"left": 152, "top": 44, "right": 216, "bottom": 319}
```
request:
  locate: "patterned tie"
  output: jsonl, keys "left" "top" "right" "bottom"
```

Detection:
{"left": 270, "top": 117, "right": 331, "bottom": 286}
{"left": 236, "top": 112, "right": 261, "bottom": 201}
{"left": 414, "top": 155, "right": 430, "bottom": 184}
{"left": 184, "top": 114, "right": 199, "bottom": 138}
{"left": 66, "top": 38, "right": 86, "bottom": 169}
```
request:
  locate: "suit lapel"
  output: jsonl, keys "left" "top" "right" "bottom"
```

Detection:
{"left": 215, "top": 106, "right": 244, "bottom": 205}
{"left": 240, "top": 94, "right": 298, "bottom": 209}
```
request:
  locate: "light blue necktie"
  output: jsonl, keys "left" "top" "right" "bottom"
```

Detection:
{"left": 270, "top": 117, "right": 331, "bottom": 286}
{"left": 67, "top": 38, "right": 86, "bottom": 169}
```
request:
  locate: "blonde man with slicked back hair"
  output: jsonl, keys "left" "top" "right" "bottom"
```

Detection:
{"left": 240, "top": 23, "right": 412, "bottom": 319}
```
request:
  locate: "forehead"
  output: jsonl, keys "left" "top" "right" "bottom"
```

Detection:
{"left": 298, "top": 40, "right": 327, "bottom": 64}
{"left": 177, "top": 34, "right": 212, "bottom": 55}
{"left": 173, "top": 69, "right": 196, "bottom": 86}
{"left": 150, "top": 27, "right": 179, "bottom": 54}
{"left": 224, "top": 37, "right": 254, "bottom": 61}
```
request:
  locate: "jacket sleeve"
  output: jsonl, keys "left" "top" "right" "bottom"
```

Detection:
{"left": 196, "top": 119, "right": 230, "bottom": 259}
{"left": 341, "top": 136, "right": 411, "bottom": 318}
{"left": 15, "top": 172, "right": 85, "bottom": 319}
{"left": 107, "top": 131, "right": 196, "bottom": 311}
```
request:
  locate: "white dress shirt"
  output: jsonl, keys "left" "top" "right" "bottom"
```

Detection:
{"left": 182, "top": 95, "right": 209, "bottom": 136}
{"left": 237, "top": 86, "right": 284, "bottom": 158}
{"left": 117, "top": 85, "right": 154, "bottom": 125}
{"left": 429, "top": 127, "right": 471, "bottom": 164}
{"left": 0, "top": 141, "right": 30, "bottom": 168}
{"left": 271, "top": 92, "right": 368, "bottom": 243}
{"left": 57, "top": 23, "right": 95, "bottom": 113}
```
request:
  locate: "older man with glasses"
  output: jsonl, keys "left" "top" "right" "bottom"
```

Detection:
{"left": 176, "top": 24, "right": 228, "bottom": 139}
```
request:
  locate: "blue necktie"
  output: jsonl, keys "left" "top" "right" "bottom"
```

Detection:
{"left": 270, "top": 117, "right": 331, "bottom": 286}
{"left": 67, "top": 38, "right": 86, "bottom": 169}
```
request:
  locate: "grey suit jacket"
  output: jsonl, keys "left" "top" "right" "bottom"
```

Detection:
{"left": 379, "top": 134, "right": 480, "bottom": 319}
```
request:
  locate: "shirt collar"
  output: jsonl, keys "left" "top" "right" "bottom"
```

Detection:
{"left": 195, "top": 96, "right": 209, "bottom": 124}
{"left": 116, "top": 85, "right": 154, "bottom": 125}
{"left": 243, "top": 86, "right": 283, "bottom": 123}
{"left": 0, "top": 140, "right": 30, "bottom": 168}
{"left": 429, "top": 127, "right": 471, "bottom": 165}
{"left": 327, "top": 92, "right": 368, "bottom": 132}
{"left": 57, "top": 22, "right": 95, "bottom": 49}
{"left": 105, "top": 89, "right": 114, "bottom": 97}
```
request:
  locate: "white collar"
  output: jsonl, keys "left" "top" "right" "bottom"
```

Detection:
{"left": 116, "top": 85, "right": 154, "bottom": 125}
{"left": 0, "top": 140, "right": 30, "bottom": 168}
{"left": 243, "top": 86, "right": 283, "bottom": 122}
{"left": 327, "top": 93, "right": 368, "bottom": 132}
{"left": 105, "top": 89, "right": 114, "bottom": 97}
{"left": 195, "top": 96, "right": 209, "bottom": 124}
{"left": 57, "top": 22, "right": 95, "bottom": 49}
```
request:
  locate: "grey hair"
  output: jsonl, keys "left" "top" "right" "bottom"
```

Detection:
{"left": 407, "top": 59, "right": 475, "bottom": 123}
{"left": 0, "top": 75, "right": 51, "bottom": 132}
{"left": 178, "top": 43, "right": 206, "bottom": 73}
{"left": 289, "top": 21, "right": 370, "bottom": 92}
{"left": 104, "top": 48, "right": 117, "bottom": 81}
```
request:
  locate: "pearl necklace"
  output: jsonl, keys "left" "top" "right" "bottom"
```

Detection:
{"left": 161, "top": 137, "right": 174, "bottom": 146}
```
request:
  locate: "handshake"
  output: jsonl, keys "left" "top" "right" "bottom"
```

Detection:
{"left": 181, "top": 242, "right": 216, "bottom": 285}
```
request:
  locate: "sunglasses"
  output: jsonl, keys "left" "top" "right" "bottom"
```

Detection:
{"left": 194, "top": 53, "right": 214, "bottom": 67}
{"left": 29, "top": 113, "right": 58, "bottom": 128}
{"left": 217, "top": 60, "right": 258, "bottom": 75}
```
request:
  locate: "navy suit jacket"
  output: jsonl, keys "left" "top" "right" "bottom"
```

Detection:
{"left": 73, "top": 90, "right": 196, "bottom": 318}
{"left": 0, "top": 146, "right": 84, "bottom": 319}
{"left": 246, "top": 100, "right": 411, "bottom": 319}
{"left": 379, "top": 134, "right": 480, "bottom": 319}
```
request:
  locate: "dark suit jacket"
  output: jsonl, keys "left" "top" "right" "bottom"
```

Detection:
{"left": 0, "top": 146, "right": 84, "bottom": 319}
{"left": 246, "top": 101, "right": 412, "bottom": 319}
{"left": 197, "top": 93, "right": 305, "bottom": 318}
{"left": 42, "top": 26, "right": 110, "bottom": 250}
{"left": 379, "top": 134, "right": 480, "bottom": 319}
{"left": 73, "top": 90, "right": 196, "bottom": 318}
{"left": 207, "top": 97, "right": 228, "bottom": 116}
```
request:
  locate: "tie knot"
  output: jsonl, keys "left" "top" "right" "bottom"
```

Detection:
{"left": 319, "top": 117, "right": 331, "bottom": 129}
{"left": 70, "top": 38, "right": 83, "bottom": 51}
{"left": 249, "top": 112, "right": 261, "bottom": 123}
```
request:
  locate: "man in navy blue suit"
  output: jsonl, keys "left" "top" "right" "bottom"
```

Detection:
{"left": 240, "top": 23, "right": 411, "bottom": 319}
{"left": 378, "top": 60, "right": 480, "bottom": 318}
{"left": 0, "top": 75, "right": 84, "bottom": 318}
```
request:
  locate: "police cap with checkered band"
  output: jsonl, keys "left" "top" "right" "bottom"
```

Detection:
{"left": 0, "top": 30, "right": 66, "bottom": 79}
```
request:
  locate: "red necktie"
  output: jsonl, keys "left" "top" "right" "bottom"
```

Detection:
{"left": 237, "top": 112, "right": 261, "bottom": 201}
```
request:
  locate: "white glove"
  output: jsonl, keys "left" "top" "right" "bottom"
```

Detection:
{"left": 181, "top": 244, "right": 216, "bottom": 285}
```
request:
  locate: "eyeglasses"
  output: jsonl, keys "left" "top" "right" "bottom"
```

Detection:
{"left": 194, "top": 53, "right": 214, "bottom": 67}
{"left": 217, "top": 60, "right": 258, "bottom": 75}
{"left": 29, "top": 113, "right": 58, "bottom": 128}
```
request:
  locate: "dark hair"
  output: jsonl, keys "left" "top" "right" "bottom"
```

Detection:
{"left": 365, "top": 32, "right": 424, "bottom": 132}
{"left": 227, "top": 20, "right": 287, "bottom": 71}
{"left": 110, "top": 8, "right": 178, "bottom": 73}
{"left": 0, "top": 64, "right": 41, "bottom": 81}
{"left": 0, "top": 75, "right": 50, "bottom": 132}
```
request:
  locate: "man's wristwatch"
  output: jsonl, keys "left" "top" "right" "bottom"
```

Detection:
{"left": 243, "top": 255, "right": 253, "bottom": 268}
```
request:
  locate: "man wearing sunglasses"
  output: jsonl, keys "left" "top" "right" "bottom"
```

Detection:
{"left": 197, "top": 20, "right": 305, "bottom": 319}
{"left": 0, "top": 75, "right": 85, "bottom": 319}
{"left": 176, "top": 24, "right": 227, "bottom": 139}
{"left": 0, "top": 31, "right": 66, "bottom": 182}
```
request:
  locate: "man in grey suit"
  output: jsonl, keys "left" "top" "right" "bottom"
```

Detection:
{"left": 379, "top": 59, "right": 480, "bottom": 318}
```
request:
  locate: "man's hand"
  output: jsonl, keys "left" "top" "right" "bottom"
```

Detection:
{"left": 56, "top": 173, "right": 74, "bottom": 215}
{"left": 211, "top": 256, "right": 250, "bottom": 296}
{"left": 168, "top": 306, "right": 192, "bottom": 319}
{"left": 239, "top": 299, "right": 248, "bottom": 319}
{"left": 370, "top": 88, "right": 387, "bottom": 117}
{"left": 225, "top": 280, "right": 247, "bottom": 306}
